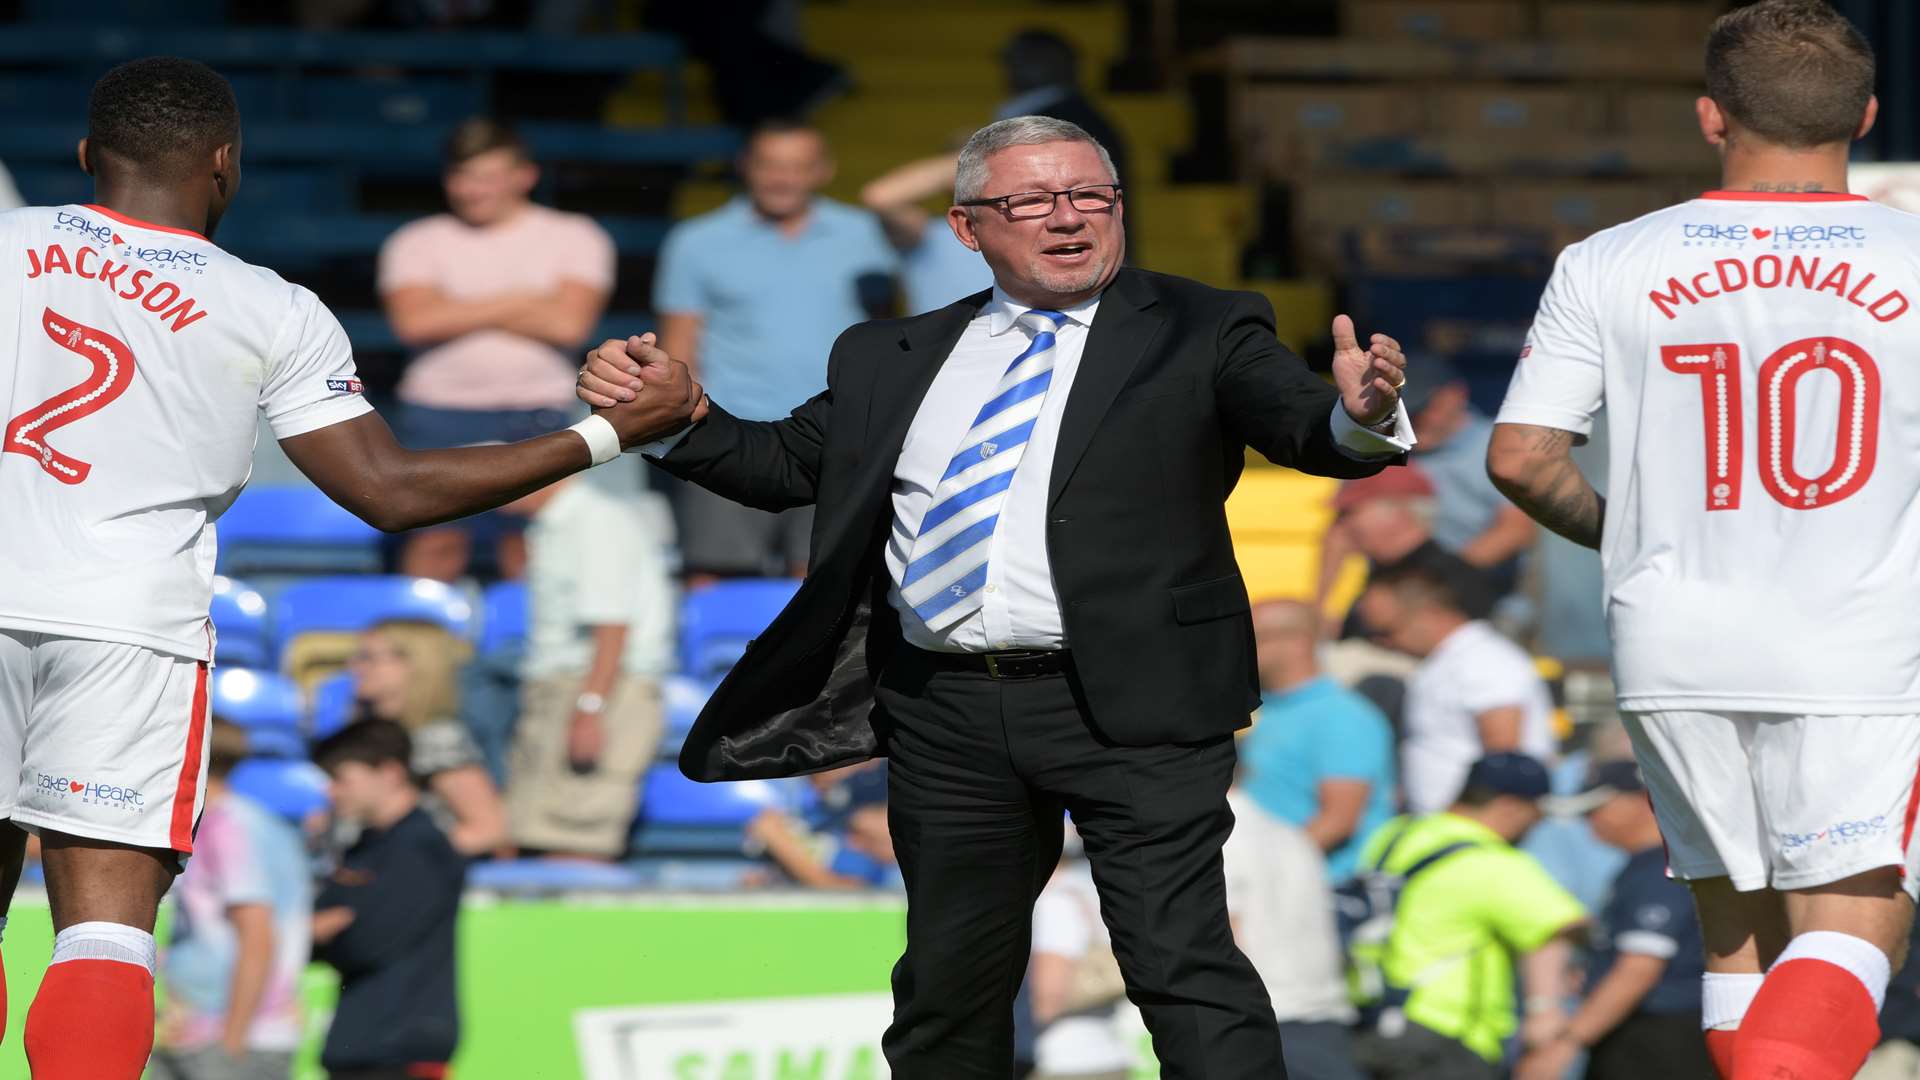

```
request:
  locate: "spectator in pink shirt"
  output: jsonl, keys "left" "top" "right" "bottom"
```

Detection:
{"left": 378, "top": 118, "right": 616, "bottom": 580}
{"left": 152, "top": 721, "right": 313, "bottom": 1080}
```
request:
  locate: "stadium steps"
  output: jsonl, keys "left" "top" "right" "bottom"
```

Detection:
{"left": 1226, "top": 470, "right": 1340, "bottom": 603}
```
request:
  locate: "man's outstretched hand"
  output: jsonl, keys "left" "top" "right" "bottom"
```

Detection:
{"left": 580, "top": 333, "right": 710, "bottom": 448}
{"left": 1329, "top": 314, "right": 1407, "bottom": 428}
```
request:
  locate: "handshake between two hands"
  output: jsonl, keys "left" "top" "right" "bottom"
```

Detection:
{"left": 575, "top": 332, "right": 711, "bottom": 448}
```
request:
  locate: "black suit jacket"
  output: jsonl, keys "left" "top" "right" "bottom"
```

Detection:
{"left": 660, "top": 268, "right": 1400, "bottom": 781}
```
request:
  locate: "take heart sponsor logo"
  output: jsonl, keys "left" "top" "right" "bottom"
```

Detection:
{"left": 1752, "top": 227, "right": 1773, "bottom": 239}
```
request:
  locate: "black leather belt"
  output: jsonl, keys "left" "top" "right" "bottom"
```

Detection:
{"left": 910, "top": 646, "right": 1073, "bottom": 680}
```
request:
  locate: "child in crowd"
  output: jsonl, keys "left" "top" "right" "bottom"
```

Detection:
{"left": 312, "top": 720, "right": 468, "bottom": 1080}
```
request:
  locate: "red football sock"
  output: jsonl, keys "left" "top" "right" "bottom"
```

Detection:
{"left": 1706, "top": 1027, "right": 1738, "bottom": 1077}
{"left": 24, "top": 959, "right": 155, "bottom": 1079}
{"left": 1733, "top": 958, "right": 1880, "bottom": 1080}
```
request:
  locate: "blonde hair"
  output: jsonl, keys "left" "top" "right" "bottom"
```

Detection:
{"left": 359, "top": 619, "right": 468, "bottom": 731}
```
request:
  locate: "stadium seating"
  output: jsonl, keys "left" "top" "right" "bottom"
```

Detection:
{"left": 678, "top": 579, "right": 803, "bottom": 681}
{"left": 217, "top": 486, "right": 383, "bottom": 577}
{"left": 274, "top": 576, "right": 475, "bottom": 653}
{"left": 228, "top": 757, "right": 332, "bottom": 823}
{"left": 209, "top": 668, "right": 306, "bottom": 759}
{"left": 632, "top": 765, "right": 798, "bottom": 856}
{"left": 309, "top": 671, "right": 358, "bottom": 742}
{"left": 658, "top": 674, "right": 714, "bottom": 760}
{"left": 209, "top": 576, "right": 272, "bottom": 669}
{"left": 273, "top": 575, "right": 476, "bottom": 690}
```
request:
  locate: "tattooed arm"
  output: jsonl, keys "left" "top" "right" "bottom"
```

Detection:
{"left": 1486, "top": 423, "right": 1605, "bottom": 549}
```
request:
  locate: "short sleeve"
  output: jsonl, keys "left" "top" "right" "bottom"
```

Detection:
{"left": 202, "top": 811, "right": 273, "bottom": 906}
{"left": 1496, "top": 244, "right": 1605, "bottom": 436}
{"left": 570, "top": 503, "right": 649, "bottom": 627}
{"left": 376, "top": 219, "right": 441, "bottom": 294}
{"left": 855, "top": 210, "right": 901, "bottom": 274}
{"left": 1455, "top": 641, "right": 1543, "bottom": 715}
{"left": 558, "top": 216, "right": 616, "bottom": 292}
{"left": 1315, "top": 698, "right": 1393, "bottom": 781}
{"left": 1031, "top": 884, "right": 1093, "bottom": 958}
{"left": 259, "top": 288, "right": 375, "bottom": 440}
{"left": 652, "top": 222, "right": 705, "bottom": 315}
{"left": 1610, "top": 871, "right": 1688, "bottom": 959}
{"left": 410, "top": 720, "right": 484, "bottom": 778}
{"left": 1475, "top": 850, "right": 1587, "bottom": 951}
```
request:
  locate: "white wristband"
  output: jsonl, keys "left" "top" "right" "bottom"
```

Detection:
{"left": 568, "top": 414, "right": 622, "bottom": 467}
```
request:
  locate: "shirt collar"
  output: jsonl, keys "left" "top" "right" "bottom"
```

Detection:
{"left": 996, "top": 86, "right": 1071, "bottom": 120}
{"left": 1266, "top": 674, "right": 1338, "bottom": 708}
{"left": 983, "top": 284, "right": 1102, "bottom": 337}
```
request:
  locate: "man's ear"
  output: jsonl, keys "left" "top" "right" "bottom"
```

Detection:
{"left": 948, "top": 206, "right": 980, "bottom": 251}
{"left": 1696, "top": 96, "right": 1730, "bottom": 148}
{"left": 76, "top": 136, "right": 93, "bottom": 177}
{"left": 212, "top": 143, "right": 236, "bottom": 196}
{"left": 1856, "top": 95, "right": 1879, "bottom": 142}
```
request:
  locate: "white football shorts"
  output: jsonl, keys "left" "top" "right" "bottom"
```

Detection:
{"left": 0, "top": 629, "right": 211, "bottom": 854}
{"left": 1624, "top": 710, "right": 1920, "bottom": 900}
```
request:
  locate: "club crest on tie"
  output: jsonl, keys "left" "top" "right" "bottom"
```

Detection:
{"left": 980, "top": 441, "right": 999, "bottom": 458}
{"left": 949, "top": 584, "right": 968, "bottom": 598}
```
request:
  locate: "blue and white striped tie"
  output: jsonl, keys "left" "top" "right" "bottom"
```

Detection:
{"left": 900, "top": 309, "right": 1067, "bottom": 631}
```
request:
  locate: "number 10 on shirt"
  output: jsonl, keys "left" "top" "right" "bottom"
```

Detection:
{"left": 1661, "top": 335, "right": 1880, "bottom": 512}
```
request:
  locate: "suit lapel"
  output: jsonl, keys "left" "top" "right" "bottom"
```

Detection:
{"left": 1048, "top": 269, "right": 1164, "bottom": 506}
{"left": 836, "top": 294, "right": 983, "bottom": 534}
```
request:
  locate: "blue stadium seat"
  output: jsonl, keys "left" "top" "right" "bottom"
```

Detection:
{"left": 632, "top": 765, "right": 798, "bottom": 855}
{"left": 294, "top": 75, "right": 484, "bottom": 127}
{"left": 273, "top": 576, "right": 475, "bottom": 662}
{"left": 5, "top": 163, "right": 90, "bottom": 208}
{"left": 477, "top": 581, "right": 528, "bottom": 659}
{"left": 309, "top": 671, "right": 358, "bottom": 741}
{"left": 678, "top": 579, "right": 802, "bottom": 681}
{"left": 467, "top": 859, "right": 650, "bottom": 895}
{"left": 210, "top": 667, "right": 304, "bottom": 730}
{"left": 209, "top": 576, "right": 271, "bottom": 670}
{"left": 657, "top": 674, "right": 711, "bottom": 760}
{"left": 228, "top": 758, "right": 331, "bottom": 823}
{"left": 216, "top": 487, "right": 382, "bottom": 576}
{"left": 625, "top": 856, "right": 766, "bottom": 891}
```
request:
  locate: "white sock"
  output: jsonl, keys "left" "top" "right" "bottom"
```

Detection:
{"left": 1772, "top": 929, "right": 1893, "bottom": 1011}
{"left": 1702, "top": 971, "right": 1765, "bottom": 1030}
{"left": 47, "top": 921, "right": 155, "bottom": 978}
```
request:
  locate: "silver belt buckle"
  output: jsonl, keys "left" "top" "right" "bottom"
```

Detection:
{"left": 984, "top": 653, "right": 1004, "bottom": 679}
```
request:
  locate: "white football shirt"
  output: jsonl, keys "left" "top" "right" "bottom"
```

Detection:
{"left": 1497, "top": 191, "right": 1920, "bottom": 713}
{"left": 0, "top": 204, "right": 372, "bottom": 660}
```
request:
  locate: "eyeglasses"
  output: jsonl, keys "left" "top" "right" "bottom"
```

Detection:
{"left": 960, "top": 184, "right": 1122, "bottom": 219}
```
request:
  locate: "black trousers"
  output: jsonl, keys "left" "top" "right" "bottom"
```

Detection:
{"left": 875, "top": 648, "right": 1286, "bottom": 1078}
{"left": 1584, "top": 1009, "right": 1713, "bottom": 1079}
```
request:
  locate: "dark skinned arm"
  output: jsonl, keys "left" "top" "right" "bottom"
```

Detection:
{"left": 281, "top": 335, "right": 704, "bottom": 533}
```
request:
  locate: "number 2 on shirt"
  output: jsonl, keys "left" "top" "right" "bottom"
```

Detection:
{"left": 3, "top": 307, "right": 138, "bottom": 485}
{"left": 1662, "top": 335, "right": 1880, "bottom": 512}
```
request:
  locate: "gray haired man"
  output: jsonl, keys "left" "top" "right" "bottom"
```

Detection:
{"left": 576, "top": 115, "right": 1419, "bottom": 1076}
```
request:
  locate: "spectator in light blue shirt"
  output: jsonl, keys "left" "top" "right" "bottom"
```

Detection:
{"left": 1238, "top": 600, "right": 1396, "bottom": 881}
{"left": 860, "top": 152, "right": 993, "bottom": 315}
{"left": 653, "top": 120, "right": 898, "bottom": 578}
{"left": 1400, "top": 357, "right": 1535, "bottom": 589}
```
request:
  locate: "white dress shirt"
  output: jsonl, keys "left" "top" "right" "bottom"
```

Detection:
{"left": 886, "top": 286, "right": 1413, "bottom": 653}
{"left": 643, "top": 285, "right": 1415, "bottom": 654}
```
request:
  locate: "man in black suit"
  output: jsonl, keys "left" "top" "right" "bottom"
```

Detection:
{"left": 577, "top": 116, "right": 1414, "bottom": 1078}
